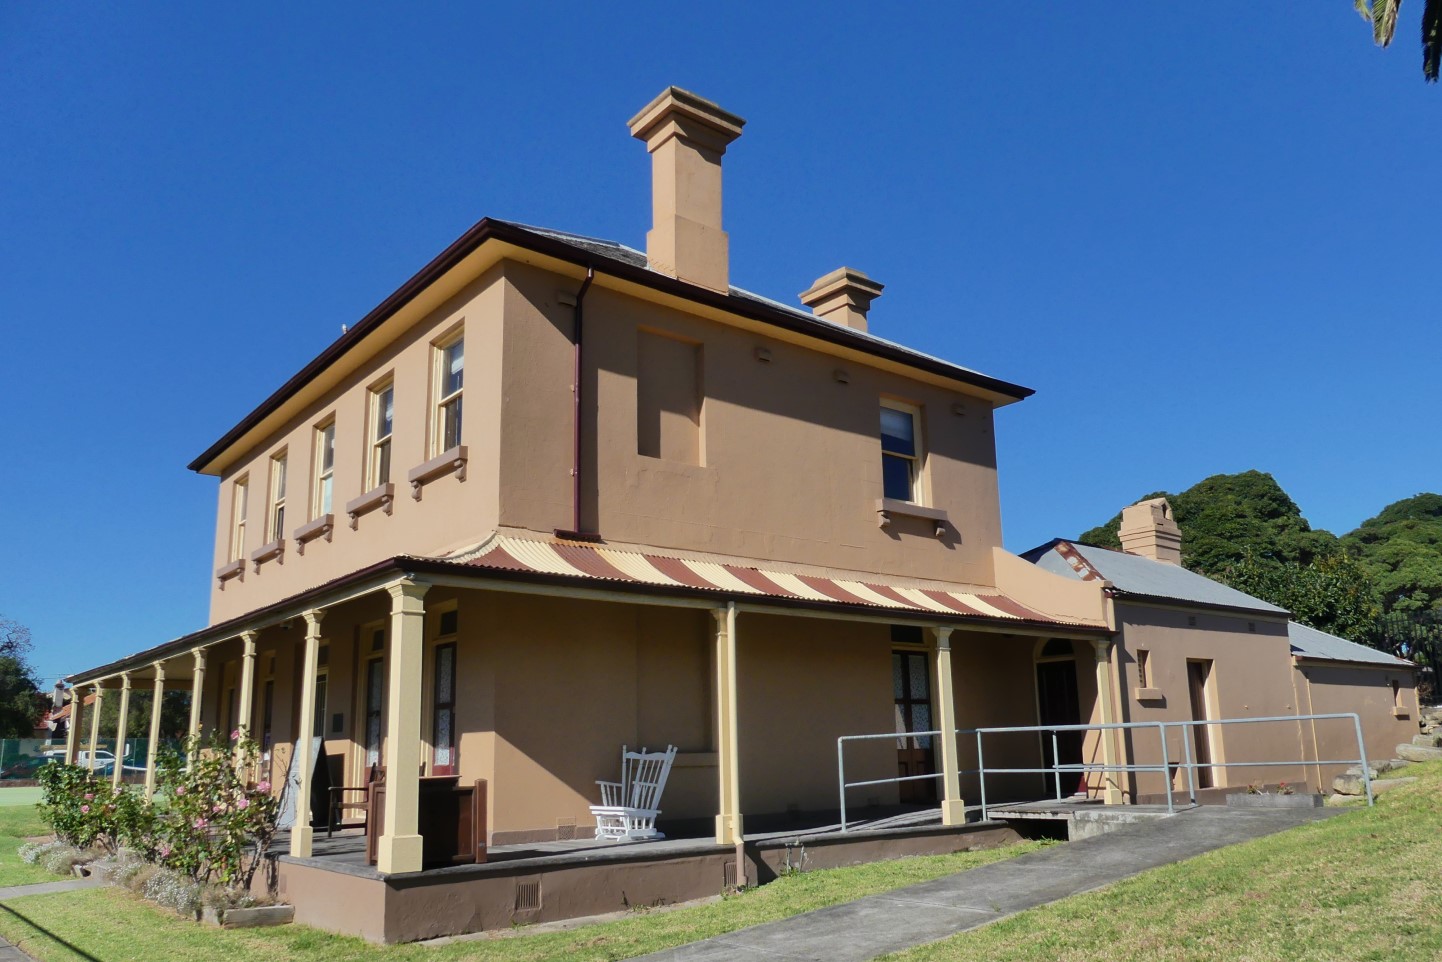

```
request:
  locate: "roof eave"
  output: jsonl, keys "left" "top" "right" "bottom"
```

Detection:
{"left": 189, "top": 220, "right": 1034, "bottom": 474}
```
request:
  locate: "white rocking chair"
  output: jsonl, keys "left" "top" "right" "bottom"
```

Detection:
{"left": 590, "top": 745, "right": 678, "bottom": 842}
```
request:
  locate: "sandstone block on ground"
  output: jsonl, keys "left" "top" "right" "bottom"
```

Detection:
{"left": 1396, "top": 743, "right": 1442, "bottom": 763}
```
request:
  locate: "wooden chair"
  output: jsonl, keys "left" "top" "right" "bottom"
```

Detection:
{"left": 328, "top": 764, "right": 382, "bottom": 837}
{"left": 590, "top": 745, "right": 678, "bottom": 842}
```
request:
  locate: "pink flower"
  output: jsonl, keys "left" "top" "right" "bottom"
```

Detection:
{"left": 159, "top": 844, "right": 171, "bottom": 857}
{"left": 230, "top": 729, "right": 240, "bottom": 741}
{"left": 174, "top": 786, "right": 185, "bottom": 796}
{"left": 236, "top": 797, "right": 249, "bottom": 810}
{"left": 212, "top": 803, "right": 224, "bottom": 813}
{"left": 256, "top": 781, "right": 271, "bottom": 794}
{"left": 83, "top": 793, "right": 94, "bottom": 801}
{"left": 80, "top": 805, "right": 90, "bottom": 814}
{"left": 193, "top": 817, "right": 207, "bottom": 829}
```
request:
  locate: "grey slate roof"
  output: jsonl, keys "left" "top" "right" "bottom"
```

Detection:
{"left": 1026, "top": 541, "right": 1289, "bottom": 615}
{"left": 506, "top": 222, "right": 1006, "bottom": 388}
{"left": 1286, "top": 620, "right": 1413, "bottom": 668}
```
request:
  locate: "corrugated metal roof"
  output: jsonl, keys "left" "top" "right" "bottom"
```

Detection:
{"left": 1287, "top": 620, "right": 1413, "bottom": 668}
{"left": 447, "top": 534, "right": 1109, "bottom": 629}
{"left": 1028, "top": 541, "right": 1288, "bottom": 615}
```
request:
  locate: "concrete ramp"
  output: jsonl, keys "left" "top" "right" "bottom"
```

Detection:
{"left": 633, "top": 805, "right": 1336, "bottom": 962}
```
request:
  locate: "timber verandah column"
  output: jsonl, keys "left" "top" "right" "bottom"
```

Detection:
{"left": 186, "top": 647, "right": 207, "bottom": 763}
{"left": 235, "top": 630, "right": 258, "bottom": 771}
{"left": 290, "top": 609, "right": 326, "bottom": 858}
{"left": 86, "top": 684, "right": 104, "bottom": 773}
{"left": 712, "top": 603, "right": 743, "bottom": 848}
{"left": 1092, "top": 638, "right": 1124, "bottom": 805}
{"left": 63, "top": 684, "right": 81, "bottom": 765}
{"left": 144, "top": 662, "right": 165, "bottom": 800}
{"left": 112, "top": 673, "right": 132, "bottom": 788}
{"left": 377, "top": 580, "right": 429, "bottom": 874}
{"left": 930, "top": 627, "right": 966, "bottom": 826}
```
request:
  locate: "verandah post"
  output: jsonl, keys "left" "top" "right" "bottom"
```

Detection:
{"left": 290, "top": 609, "right": 325, "bottom": 858}
{"left": 112, "top": 673, "right": 132, "bottom": 789}
{"left": 144, "top": 662, "right": 165, "bottom": 800}
{"left": 930, "top": 626, "right": 966, "bottom": 825}
{"left": 377, "top": 580, "right": 429, "bottom": 874}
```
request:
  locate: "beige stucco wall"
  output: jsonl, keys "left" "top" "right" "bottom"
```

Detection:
{"left": 1294, "top": 660, "right": 1417, "bottom": 788}
{"left": 207, "top": 267, "right": 506, "bottom": 624}
{"left": 1111, "top": 603, "right": 1309, "bottom": 796}
{"left": 204, "top": 254, "right": 1014, "bottom": 629}
{"left": 497, "top": 263, "right": 1006, "bottom": 586}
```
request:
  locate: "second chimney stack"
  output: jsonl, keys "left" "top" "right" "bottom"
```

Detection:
{"left": 800, "top": 268, "right": 884, "bottom": 332}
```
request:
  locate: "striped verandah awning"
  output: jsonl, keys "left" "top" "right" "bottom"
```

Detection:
{"left": 434, "top": 533, "right": 1107, "bottom": 632}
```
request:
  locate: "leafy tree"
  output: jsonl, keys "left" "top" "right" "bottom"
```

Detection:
{"left": 0, "top": 617, "right": 43, "bottom": 738}
{"left": 1078, "top": 471, "right": 1339, "bottom": 577}
{"left": 1341, "top": 493, "right": 1442, "bottom": 614}
{"left": 1354, "top": 0, "right": 1442, "bottom": 82}
{"left": 1218, "top": 552, "right": 1385, "bottom": 646}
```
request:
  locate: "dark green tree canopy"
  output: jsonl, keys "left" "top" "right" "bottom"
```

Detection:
{"left": 1342, "top": 493, "right": 1442, "bottom": 614}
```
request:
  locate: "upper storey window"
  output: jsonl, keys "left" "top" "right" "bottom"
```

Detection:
{"left": 314, "top": 419, "right": 336, "bottom": 516}
{"left": 228, "top": 477, "right": 248, "bottom": 562}
{"left": 369, "top": 381, "right": 394, "bottom": 488}
{"left": 434, "top": 334, "right": 464, "bottom": 454}
{"left": 880, "top": 402, "right": 922, "bottom": 503}
{"left": 268, "top": 452, "right": 287, "bottom": 542}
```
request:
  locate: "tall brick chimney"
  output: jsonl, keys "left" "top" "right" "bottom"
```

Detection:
{"left": 628, "top": 87, "right": 745, "bottom": 293}
{"left": 1119, "top": 497, "right": 1183, "bottom": 565}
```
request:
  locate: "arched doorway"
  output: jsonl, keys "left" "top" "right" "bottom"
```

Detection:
{"left": 1034, "top": 639, "right": 1084, "bottom": 796}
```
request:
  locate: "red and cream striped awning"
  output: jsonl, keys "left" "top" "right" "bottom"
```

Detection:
{"left": 441, "top": 535, "right": 1103, "bottom": 630}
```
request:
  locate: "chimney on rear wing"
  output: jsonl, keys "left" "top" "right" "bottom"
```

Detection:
{"left": 1119, "top": 497, "right": 1183, "bottom": 565}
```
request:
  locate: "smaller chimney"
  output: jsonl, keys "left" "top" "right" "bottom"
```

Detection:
{"left": 799, "top": 268, "right": 884, "bottom": 332}
{"left": 628, "top": 87, "right": 745, "bottom": 293}
{"left": 52, "top": 682, "right": 64, "bottom": 710}
{"left": 1119, "top": 497, "right": 1182, "bottom": 565}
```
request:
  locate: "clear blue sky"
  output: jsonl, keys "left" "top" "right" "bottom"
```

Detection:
{"left": 3, "top": 4, "right": 1438, "bottom": 683}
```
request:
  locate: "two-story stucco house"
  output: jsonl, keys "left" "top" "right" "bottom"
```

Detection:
{"left": 63, "top": 88, "right": 1412, "bottom": 943}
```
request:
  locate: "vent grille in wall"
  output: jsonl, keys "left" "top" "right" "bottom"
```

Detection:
{"left": 515, "top": 880, "right": 542, "bottom": 912}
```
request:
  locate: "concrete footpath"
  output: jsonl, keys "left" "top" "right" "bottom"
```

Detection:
{"left": 634, "top": 805, "right": 1336, "bottom": 962}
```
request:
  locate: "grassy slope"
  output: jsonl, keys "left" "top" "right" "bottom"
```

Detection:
{"left": 0, "top": 843, "right": 1041, "bottom": 962}
{"left": 0, "top": 806, "right": 56, "bottom": 887}
{"left": 886, "top": 762, "right": 1442, "bottom": 962}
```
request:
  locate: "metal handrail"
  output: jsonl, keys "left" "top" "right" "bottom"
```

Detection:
{"left": 836, "top": 711, "right": 1374, "bottom": 832}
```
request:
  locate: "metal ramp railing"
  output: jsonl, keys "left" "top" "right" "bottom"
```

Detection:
{"left": 836, "top": 712, "right": 1374, "bottom": 832}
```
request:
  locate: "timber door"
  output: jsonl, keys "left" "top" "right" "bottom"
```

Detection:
{"left": 1036, "top": 657, "right": 1084, "bottom": 795}
{"left": 893, "top": 650, "right": 937, "bottom": 803}
{"left": 1187, "top": 660, "right": 1216, "bottom": 789}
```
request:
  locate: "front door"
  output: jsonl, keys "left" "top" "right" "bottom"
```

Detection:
{"left": 893, "top": 650, "right": 937, "bottom": 804}
{"left": 1187, "top": 660, "right": 1216, "bottom": 789}
{"left": 1036, "top": 658, "right": 1083, "bottom": 795}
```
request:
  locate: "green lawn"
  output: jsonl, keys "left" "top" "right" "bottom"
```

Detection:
{"left": 0, "top": 842, "right": 1041, "bottom": 961}
{"left": 0, "top": 788, "right": 45, "bottom": 808}
{"left": 0, "top": 805, "right": 55, "bottom": 887}
{"left": 883, "top": 762, "right": 1442, "bottom": 962}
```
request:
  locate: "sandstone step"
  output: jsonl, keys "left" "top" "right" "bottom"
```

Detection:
{"left": 1333, "top": 775, "right": 1419, "bottom": 797}
{"left": 1412, "top": 733, "right": 1442, "bottom": 748}
{"left": 1342, "top": 758, "right": 1411, "bottom": 779}
{"left": 1396, "top": 743, "right": 1442, "bottom": 763}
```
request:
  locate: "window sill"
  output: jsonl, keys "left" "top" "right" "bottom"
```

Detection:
{"left": 346, "top": 483, "right": 395, "bottom": 529}
{"left": 1134, "top": 687, "right": 1165, "bottom": 703}
{"left": 250, "top": 539, "right": 284, "bottom": 572}
{"left": 875, "top": 498, "right": 949, "bottom": 537}
{"left": 407, "top": 445, "right": 468, "bottom": 501}
{"left": 216, "top": 559, "right": 245, "bottom": 590}
{"left": 293, "top": 514, "right": 334, "bottom": 555}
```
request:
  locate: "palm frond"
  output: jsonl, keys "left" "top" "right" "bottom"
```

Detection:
{"left": 1424, "top": 0, "right": 1442, "bottom": 80}
{"left": 1375, "top": 0, "right": 1403, "bottom": 46}
{"left": 1356, "top": 0, "right": 1373, "bottom": 20}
